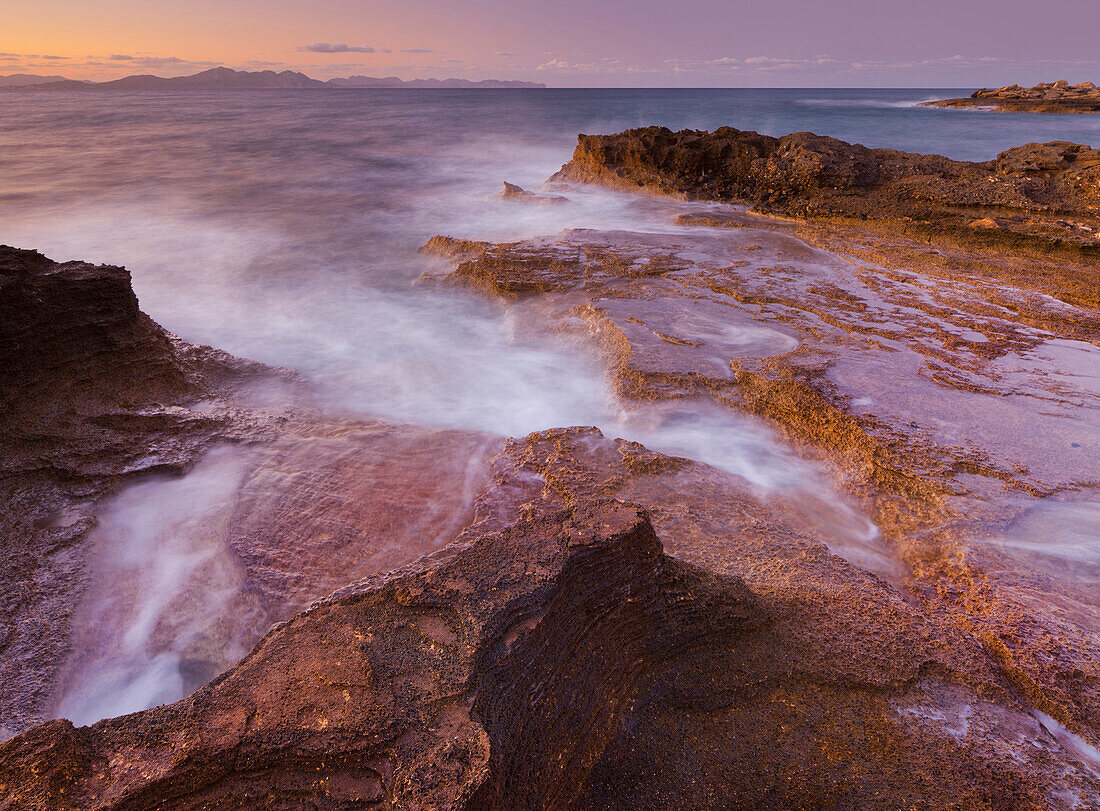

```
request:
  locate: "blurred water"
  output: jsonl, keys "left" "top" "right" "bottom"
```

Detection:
{"left": 4, "top": 89, "right": 1094, "bottom": 724}
{"left": 3, "top": 88, "right": 1096, "bottom": 437}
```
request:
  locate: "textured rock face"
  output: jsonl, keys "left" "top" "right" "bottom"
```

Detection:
{"left": 0, "top": 246, "right": 497, "bottom": 738}
{"left": 0, "top": 504, "right": 750, "bottom": 808}
{"left": 0, "top": 246, "right": 243, "bottom": 737}
{"left": 0, "top": 246, "right": 188, "bottom": 421}
{"left": 550, "top": 126, "right": 1100, "bottom": 259}
{"left": 3, "top": 496, "right": 1096, "bottom": 808}
{"left": 925, "top": 81, "right": 1100, "bottom": 113}
{"left": 420, "top": 190, "right": 1100, "bottom": 795}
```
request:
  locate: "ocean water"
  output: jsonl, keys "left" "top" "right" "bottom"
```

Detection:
{"left": 3, "top": 88, "right": 1099, "bottom": 725}
{"left": 3, "top": 88, "right": 1097, "bottom": 433}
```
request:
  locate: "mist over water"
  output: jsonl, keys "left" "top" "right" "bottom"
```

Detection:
{"left": 55, "top": 448, "right": 264, "bottom": 726}
{"left": 4, "top": 88, "right": 1096, "bottom": 724}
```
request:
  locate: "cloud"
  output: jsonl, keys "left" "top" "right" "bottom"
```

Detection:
{"left": 495, "top": 52, "right": 516, "bottom": 58}
{"left": 535, "top": 58, "right": 659, "bottom": 74}
{"left": 41, "top": 55, "right": 67, "bottom": 60}
{"left": 401, "top": 48, "right": 433, "bottom": 54}
{"left": 109, "top": 54, "right": 133, "bottom": 61}
{"left": 663, "top": 54, "right": 848, "bottom": 74}
{"left": 129, "top": 56, "right": 217, "bottom": 68}
{"left": 847, "top": 54, "right": 1006, "bottom": 72}
{"left": 299, "top": 43, "right": 376, "bottom": 54}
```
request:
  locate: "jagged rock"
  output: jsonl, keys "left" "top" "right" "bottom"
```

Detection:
{"left": 2, "top": 498, "right": 1096, "bottom": 808}
{"left": 499, "top": 180, "right": 569, "bottom": 204}
{"left": 0, "top": 246, "right": 252, "bottom": 736}
{"left": 929, "top": 81, "right": 1100, "bottom": 113}
{"left": 4, "top": 172, "right": 1100, "bottom": 807}
{"left": 417, "top": 234, "right": 490, "bottom": 261}
{"left": 549, "top": 126, "right": 1100, "bottom": 259}
{"left": 0, "top": 246, "right": 190, "bottom": 422}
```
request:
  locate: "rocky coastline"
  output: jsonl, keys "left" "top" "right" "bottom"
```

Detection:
{"left": 550, "top": 126, "right": 1100, "bottom": 263}
{"left": 2, "top": 120, "right": 1100, "bottom": 807}
{"left": 923, "top": 81, "right": 1100, "bottom": 113}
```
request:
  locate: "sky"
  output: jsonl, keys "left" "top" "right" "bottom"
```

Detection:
{"left": 3, "top": 0, "right": 1100, "bottom": 87}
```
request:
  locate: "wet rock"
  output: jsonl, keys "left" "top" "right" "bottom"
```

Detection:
{"left": 549, "top": 126, "right": 1100, "bottom": 260}
{"left": 421, "top": 211, "right": 1100, "bottom": 764}
{"left": 0, "top": 246, "right": 498, "bottom": 737}
{"left": 2, "top": 500, "right": 1096, "bottom": 808}
{"left": 51, "top": 423, "right": 502, "bottom": 727}
{"left": 223, "top": 423, "right": 501, "bottom": 612}
{"left": 0, "top": 246, "right": 257, "bottom": 736}
{"left": 6, "top": 113, "right": 1100, "bottom": 808}
{"left": 499, "top": 180, "right": 569, "bottom": 204}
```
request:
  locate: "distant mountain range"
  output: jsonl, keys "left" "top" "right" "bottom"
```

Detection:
{"left": 0, "top": 67, "right": 546, "bottom": 91}
{"left": 0, "top": 73, "right": 69, "bottom": 87}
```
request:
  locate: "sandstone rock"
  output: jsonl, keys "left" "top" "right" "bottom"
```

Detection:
{"left": 4, "top": 142, "right": 1100, "bottom": 807}
{"left": 421, "top": 205, "right": 1100, "bottom": 772}
{"left": 0, "top": 246, "right": 190, "bottom": 422}
{"left": 549, "top": 125, "right": 1100, "bottom": 263}
{"left": 0, "top": 246, "right": 499, "bottom": 739}
{"left": 0, "top": 246, "right": 252, "bottom": 736}
{"left": 417, "top": 234, "right": 490, "bottom": 261}
{"left": 2, "top": 496, "right": 1096, "bottom": 808}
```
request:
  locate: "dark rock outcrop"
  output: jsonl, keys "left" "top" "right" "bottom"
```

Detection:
{"left": 550, "top": 126, "right": 1100, "bottom": 262}
{"left": 924, "top": 81, "right": 1100, "bottom": 113}
{"left": 0, "top": 246, "right": 190, "bottom": 422}
{"left": 0, "top": 247, "right": 252, "bottom": 737}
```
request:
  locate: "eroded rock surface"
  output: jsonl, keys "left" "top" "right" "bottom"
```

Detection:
{"left": 422, "top": 175, "right": 1100, "bottom": 780}
{"left": 924, "top": 81, "right": 1100, "bottom": 113}
{"left": 0, "top": 246, "right": 498, "bottom": 737}
{"left": 549, "top": 126, "right": 1100, "bottom": 260}
{"left": 3, "top": 497, "right": 1097, "bottom": 808}
{"left": 0, "top": 246, "right": 259, "bottom": 737}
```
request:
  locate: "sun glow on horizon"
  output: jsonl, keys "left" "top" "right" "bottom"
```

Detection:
{"left": 4, "top": 0, "right": 1099, "bottom": 87}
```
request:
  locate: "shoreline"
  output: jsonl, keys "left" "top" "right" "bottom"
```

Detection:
{"left": 922, "top": 81, "right": 1100, "bottom": 114}
{"left": 2, "top": 124, "right": 1099, "bottom": 806}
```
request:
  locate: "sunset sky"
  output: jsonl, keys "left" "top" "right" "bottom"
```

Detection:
{"left": 4, "top": 0, "right": 1099, "bottom": 87}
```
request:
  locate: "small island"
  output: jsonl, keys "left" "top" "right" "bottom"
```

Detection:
{"left": 922, "top": 80, "right": 1100, "bottom": 113}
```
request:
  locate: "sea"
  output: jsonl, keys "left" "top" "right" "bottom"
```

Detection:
{"left": 3, "top": 88, "right": 1098, "bottom": 435}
